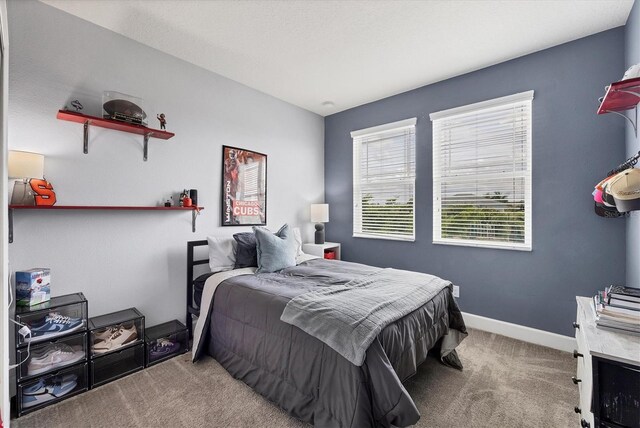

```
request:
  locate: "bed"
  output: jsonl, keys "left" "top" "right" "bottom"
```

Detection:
{"left": 187, "top": 239, "right": 467, "bottom": 427}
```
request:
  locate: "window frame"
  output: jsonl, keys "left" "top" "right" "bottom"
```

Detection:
{"left": 430, "top": 91, "right": 533, "bottom": 251}
{"left": 351, "top": 117, "right": 417, "bottom": 242}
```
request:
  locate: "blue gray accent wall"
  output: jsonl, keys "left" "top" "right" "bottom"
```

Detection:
{"left": 325, "top": 28, "right": 626, "bottom": 337}
{"left": 626, "top": 0, "right": 640, "bottom": 288}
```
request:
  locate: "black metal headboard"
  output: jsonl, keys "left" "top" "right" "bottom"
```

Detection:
{"left": 186, "top": 240, "right": 208, "bottom": 337}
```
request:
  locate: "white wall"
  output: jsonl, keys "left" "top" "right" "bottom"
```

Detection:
{"left": 7, "top": 1, "right": 324, "bottom": 325}
{"left": 0, "top": 0, "right": 8, "bottom": 423}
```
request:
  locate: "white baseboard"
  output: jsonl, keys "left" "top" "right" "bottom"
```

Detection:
{"left": 461, "top": 312, "right": 576, "bottom": 353}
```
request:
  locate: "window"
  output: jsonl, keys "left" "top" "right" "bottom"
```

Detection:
{"left": 430, "top": 91, "right": 533, "bottom": 251}
{"left": 352, "top": 118, "right": 416, "bottom": 241}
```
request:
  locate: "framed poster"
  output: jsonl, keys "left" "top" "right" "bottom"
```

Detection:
{"left": 221, "top": 145, "right": 267, "bottom": 226}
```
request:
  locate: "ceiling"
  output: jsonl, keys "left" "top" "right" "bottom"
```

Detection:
{"left": 41, "top": 0, "right": 634, "bottom": 116}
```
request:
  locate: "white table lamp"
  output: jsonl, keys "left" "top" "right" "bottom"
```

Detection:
{"left": 310, "top": 203, "right": 329, "bottom": 244}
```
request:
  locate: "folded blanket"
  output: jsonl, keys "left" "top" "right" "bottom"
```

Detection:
{"left": 280, "top": 268, "right": 452, "bottom": 366}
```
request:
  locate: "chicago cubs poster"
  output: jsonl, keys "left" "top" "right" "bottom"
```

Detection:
{"left": 221, "top": 145, "right": 267, "bottom": 226}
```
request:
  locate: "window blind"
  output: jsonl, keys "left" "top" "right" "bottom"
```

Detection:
{"left": 352, "top": 118, "right": 416, "bottom": 241}
{"left": 430, "top": 92, "right": 533, "bottom": 251}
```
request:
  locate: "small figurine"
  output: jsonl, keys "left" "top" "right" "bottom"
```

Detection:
{"left": 157, "top": 113, "right": 167, "bottom": 130}
{"left": 70, "top": 100, "right": 83, "bottom": 112}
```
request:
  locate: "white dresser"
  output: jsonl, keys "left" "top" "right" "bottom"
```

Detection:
{"left": 574, "top": 297, "right": 640, "bottom": 428}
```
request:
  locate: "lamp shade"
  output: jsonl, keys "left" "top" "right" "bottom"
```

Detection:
{"left": 8, "top": 150, "right": 44, "bottom": 179}
{"left": 310, "top": 204, "right": 329, "bottom": 223}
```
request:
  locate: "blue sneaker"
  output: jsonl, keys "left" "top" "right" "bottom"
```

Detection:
{"left": 21, "top": 374, "right": 77, "bottom": 409}
{"left": 27, "top": 313, "right": 84, "bottom": 343}
{"left": 23, "top": 374, "right": 77, "bottom": 396}
{"left": 47, "top": 374, "right": 77, "bottom": 397}
{"left": 23, "top": 378, "right": 46, "bottom": 395}
{"left": 22, "top": 392, "right": 56, "bottom": 409}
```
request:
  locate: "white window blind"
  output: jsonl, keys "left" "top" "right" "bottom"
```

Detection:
{"left": 352, "top": 118, "right": 416, "bottom": 241}
{"left": 430, "top": 91, "right": 533, "bottom": 251}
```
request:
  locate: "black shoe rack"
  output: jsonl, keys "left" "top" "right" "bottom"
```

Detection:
{"left": 13, "top": 297, "right": 189, "bottom": 418}
{"left": 13, "top": 293, "right": 89, "bottom": 417}
{"left": 145, "top": 319, "right": 189, "bottom": 367}
{"left": 88, "top": 308, "right": 145, "bottom": 388}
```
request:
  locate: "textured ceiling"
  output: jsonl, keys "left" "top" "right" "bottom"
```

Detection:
{"left": 41, "top": 0, "right": 634, "bottom": 116}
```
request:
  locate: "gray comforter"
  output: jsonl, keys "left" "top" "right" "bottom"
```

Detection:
{"left": 281, "top": 268, "right": 454, "bottom": 366}
{"left": 194, "top": 259, "right": 467, "bottom": 427}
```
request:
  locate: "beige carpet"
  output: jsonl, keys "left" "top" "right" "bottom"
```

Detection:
{"left": 13, "top": 329, "right": 578, "bottom": 428}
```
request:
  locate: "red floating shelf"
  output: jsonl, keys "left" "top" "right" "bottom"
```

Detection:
{"left": 9, "top": 205, "right": 201, "bottom": 211}
{"left": 56, "top": 110, "right": 175, "bottom": 161}
{"left": 57, "top": 110, "right": 174, "bottom": 139}
{"left": 597, "top": 77, "right": 640, "bottom": 115}
{"left": 8, "top": 205, "right": 204, "bottom": 243}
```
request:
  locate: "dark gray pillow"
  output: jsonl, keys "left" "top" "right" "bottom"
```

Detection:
{"left": 253, "top": 224, "right": 297, "bottom": 273}
{"left": 233, "top": 232, "right": 257, "bottom": 268}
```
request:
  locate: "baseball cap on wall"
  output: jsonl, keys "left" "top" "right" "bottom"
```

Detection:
{"left": 608, "top": 168, "right": 640, "bottom": 213}
{"left": 622, "top": 64, "right": 640, "bottom": 81}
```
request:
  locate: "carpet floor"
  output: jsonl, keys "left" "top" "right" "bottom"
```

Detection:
{"left": 13, "top": 329, "right": 578, "bottom": 428}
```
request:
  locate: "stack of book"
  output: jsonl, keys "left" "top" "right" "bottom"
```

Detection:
{"left": 592, "top": 285, "right": 640, "bottom": 335}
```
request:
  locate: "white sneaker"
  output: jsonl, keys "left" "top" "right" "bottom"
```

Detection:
{"left": 28, "top": 344, "right": 85, "bottom": 376}
{"left": 92, "top": 324, "right": 138, "bottom": 354}
{"left": 92, "top": 326, "right": 119, "bottom": 343}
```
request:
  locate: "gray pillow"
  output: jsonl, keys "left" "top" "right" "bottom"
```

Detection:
{"left": 253, "top": 224, "right": 297, "bottom": 273}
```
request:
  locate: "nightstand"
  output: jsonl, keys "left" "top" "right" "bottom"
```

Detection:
{"left": 302, "top": 242, "right": 341, "bottom": 260}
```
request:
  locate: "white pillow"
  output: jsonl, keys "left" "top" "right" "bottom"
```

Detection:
{"left": 206, "top": 236, "right": 237, "bottom": 272}
{"left": 292, "top": 227, "right": 303, "bottom": 256}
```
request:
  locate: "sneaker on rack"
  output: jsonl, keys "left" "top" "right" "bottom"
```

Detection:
{"left": 46, "top": 374, "right": 78, "bottom": 397}
{"left": 28, "top": 344, "right": 85, "bottom": 376}
{"left": 30, "top": 342, "right": 79, "bottom": 358}
{"left": 150, "top": 338, "right": 180, "bottom": 360}
{"left": 22, "top": 392, "right": 56, "bottom": 409}
{"left": 30, "top": 344, "right": 57, "bottom": 359}
{"left": 27, "top": 313, "right": 84, "bottom": 343}
{"left": 92, "top": 323, "right": 138, "bottom": 354}
{"left": 92, "top": 325, "right": 120, "bottom": 344}
{"left": 22, "top": 374, "right": 76, "bottom": 396}
{"left": 22, "top": 379, "right": 46, "bottom": 396}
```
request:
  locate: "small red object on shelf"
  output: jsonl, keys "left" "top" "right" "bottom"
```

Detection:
{"left": 597, "top": 77, "right": 640, "bottom": 114}
{"left": 30, "top": 178, "right": 57, "bottom": 206}
{"left": 324, "top": 250, "right": 336, "bottom": 260}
